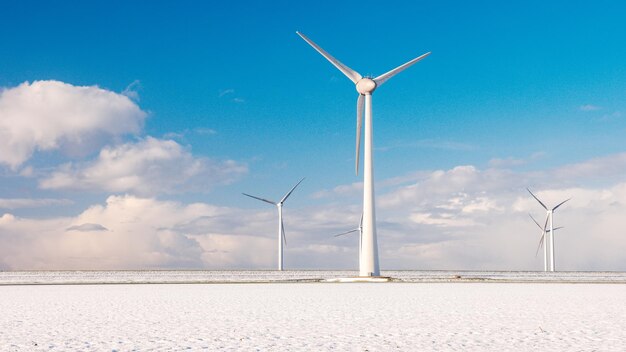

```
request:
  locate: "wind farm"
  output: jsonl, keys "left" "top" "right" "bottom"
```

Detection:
{"left": 2, "top": 2, "right": 626, "bottom": 351}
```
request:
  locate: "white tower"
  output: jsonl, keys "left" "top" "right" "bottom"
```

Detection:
{"left": 298, "top": 32, "right": 430, "bottom": 276}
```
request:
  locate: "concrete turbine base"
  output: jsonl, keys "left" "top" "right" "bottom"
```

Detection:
{"left": 324, "top": 276, "right": 392, "bottom": 283}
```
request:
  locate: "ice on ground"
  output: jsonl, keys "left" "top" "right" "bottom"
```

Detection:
{"left": 1, "top": 282, "right": 625, "bottom": 351}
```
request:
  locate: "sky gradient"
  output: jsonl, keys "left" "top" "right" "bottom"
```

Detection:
{"left": 1, "top": 1, "right": 626, "bottom": 270}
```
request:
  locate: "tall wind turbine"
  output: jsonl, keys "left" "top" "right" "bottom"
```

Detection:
{"left": 529, "top": 213, "right": 563, "bottom": 271}
{"left": 243, "top": 178, "right": 305, "bottom": 271}
{"left": 297, "top": 31, "right": 430, "bottom": 277}
{"left": 527, "top": 188, "right": 570, "bottom": 272}
{"left": 333, "top": 214, "right": 363, "bottom": 264}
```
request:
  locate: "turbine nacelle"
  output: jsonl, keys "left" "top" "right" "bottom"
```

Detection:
{"left": 356, "top": 78, "right": 377, "bottom": 95}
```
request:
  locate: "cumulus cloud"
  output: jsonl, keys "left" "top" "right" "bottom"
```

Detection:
{"left": 0, "top": 195, "right": 273, "bottom": 270}
{"left": 39, "top": 137, "right": 247, "bottom": 195}
{"left": 3, "top": 153, "right": 626, "bottom": 271}
{"left": 0, "top": 80, "right": 146, "bottom": 169}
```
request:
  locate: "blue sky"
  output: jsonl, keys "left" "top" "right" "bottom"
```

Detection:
{"left": 1, "top": 1, "right": 626, "bottom": 270}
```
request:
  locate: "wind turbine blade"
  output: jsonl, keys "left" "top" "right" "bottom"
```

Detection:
{"left": 242, "top": 193, "right": 276, "bottom": 205}
{"left": 296, "top": 32, "right": 362, "bottom": 84}
{"left": 359, "top": 213, "right": 363, "bottom": 228}
{"left": 553, "top": 226, "right": 564, "bottom": 231}
{"left": 535, "top": 232, "right": 545, "bottom": 257}
{"left": 355, "top": 94, "right": 364, "bottom": 175}
{"left": 374, "top": 52, "right": 431, "bottom": 87}
{"left": 552, "top": 198, "right": 571, "bottom": 211}
{"left": 280, "top": 177, "right": 305, "bottom": 204}
{"left": 281, "top": 219, "right": 287, "bottom": 246}
{"left": 333, "top": 229, "right": 359, "bottom": 237}
{"left": 527, "top": 188, "right": 548, "bottom": 210}
{"left": 528, "top": 213, "right": 543, "bottom": 230}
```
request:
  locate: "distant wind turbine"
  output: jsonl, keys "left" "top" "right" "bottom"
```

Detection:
{"left": 529, "top": 213, "right": 563, "bottom": 270}
{"left": 333, "top": 214, "right": 363, "bottom": 264}
{"left": 297, "top": 31, "right": 430, "bottom": 277}
{"left": 243, "top": 178, "right": 305, "bottom": 271}
{"left": 527, "top": 188, "right": 570, "bottom": 272}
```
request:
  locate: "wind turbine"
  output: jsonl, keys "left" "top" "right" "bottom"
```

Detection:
{"left": 243, "top": 178, "right": 305, "bottom": 271}
{"left": 529, "top": 213, "right": 563, "bottom": 271}
{"left": 333, "top": 214, "right": 363, "bottom": 264}
{"left": 297, "top": 31, "right": 430, "bottom": 277}
{"left": 527, "top": 188, "right": 570, "bottom": 272}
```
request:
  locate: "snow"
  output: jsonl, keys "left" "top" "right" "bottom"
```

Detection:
{"left": 1, "top": 270, "right": 626, "bottom": 285}
{"left": 1, "top": 274, "right": 625, "bottom": 351}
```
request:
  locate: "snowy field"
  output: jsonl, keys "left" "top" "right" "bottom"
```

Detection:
{"left": 1, "top": 277, "right": 625, "bottom": 351}
{"left": 2, "top": 270, "right": 626, "bottom": 284}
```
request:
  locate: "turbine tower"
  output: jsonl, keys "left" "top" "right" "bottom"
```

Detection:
{"left": 529, "top": 214, "right": 563, "bottom": 271}
{"left": 333, "top": 214, "right": 363, "bottom": 264}
{"left": 527, "top": 188, "right": 570, "bottom": 272}
{"left": 243, "top": 178, "right": 305, "bottom": 271}
{"left": 297, "top": 31, "right": 430, "bottom": 277}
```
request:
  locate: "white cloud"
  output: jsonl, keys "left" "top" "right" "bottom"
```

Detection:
{"left": 489, "top": 152, "right": 545, "bottom": 168}
{"left": 0, "top": 80, "right": 146, "bottom": 169}
{"left": 218, "top": 88, "right": 234, "bottom": 97}
{"left": 377, "top": 139, "right": 476, "bottom": 152}
{"left": 163, "top": 127, "right": 217, "bottom": 140}
{"left": 0, "top": 198, "right": 73, "bottom": 209}
{"left": 39, "top": 137, "right": 247, "bottom": 195}
{"left": 311, "top": 182, "right": 362, "bottom": 199}
{"left": 580, "top": 104, "right": 601, "bottom": 111}
{"left": 549, "top": 152, "right": 626, "bottom": 184}
{"left": 0, "top": 195, "right": 272, "bottom": 270}
{"left": 121, "top": 80, "right": 141, "bottom": 101}
{"left": 3, "top": 153, "right": 626, "bottom": 271}
{"left": 66, "top": 223, "right": 109, "bottom": 232}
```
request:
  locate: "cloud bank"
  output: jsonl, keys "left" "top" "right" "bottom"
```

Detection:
{"left": 3, "top": 153, "right": 626, "bottom": 271}
{"left": 0, "top": 80, "right": 146, "bottom": 169}
{"left": 39, "top": 137, "right": 247, "bottom": 195}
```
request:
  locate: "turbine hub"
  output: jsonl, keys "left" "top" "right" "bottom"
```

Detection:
{"left": 356, "top": 78, "right": 376, "bottom": 95}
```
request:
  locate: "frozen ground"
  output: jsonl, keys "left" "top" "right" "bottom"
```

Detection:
{"left": 1, "top": 282, "right": 625, "bottom": 351}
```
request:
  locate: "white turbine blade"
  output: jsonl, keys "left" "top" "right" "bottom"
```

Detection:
{"left": 535, "top": 232, "right": 545, "bottom": 257}
{"left": 552, "top": 198, "right": 571, "bottom": 211}
{"left": 296, "top": 31, "right": 362, "bottom": 84}
{"left": 535, "top": 214, "right": 548, "bottom": 257}
{"left": 242, "top": 193, "right": 276, "bottom": 205}
{"left": 359, "top": 226, "right": 363, "bottom": 254}
{"left": 355, "top": 94, "right": 364, "bottom": 175}
{"left": 553, "top": 226, "right": 564, "bottom": 231}
{"left": 281, "top": 220, "right": 287, "bottom": 246}
{"left": 333, "top": 229, "right": 359, "bottom": 237}
{"left": 527, "top": 188, "right": 548, "bottom": 210}
{"left": 374, "top": 51, "right": 430, "bottom": 87}
{"left": 280, "top": 177, "right": 305, "bottom": 204}
{"left": 528, "top": 213, "right": 544, "bottom": 230}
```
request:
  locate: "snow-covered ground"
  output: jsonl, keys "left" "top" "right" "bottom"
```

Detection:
{"left": 1, "top": 281, "right": 625, "bottom": 351}
{"left": 2, "top": 270, "right": 626, "bottom": 284}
